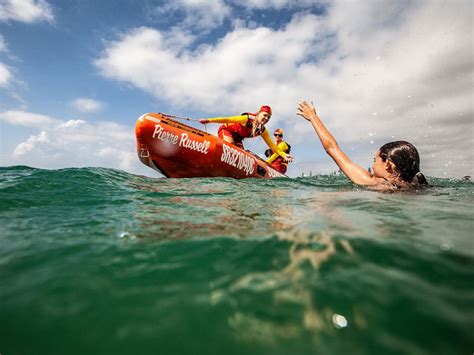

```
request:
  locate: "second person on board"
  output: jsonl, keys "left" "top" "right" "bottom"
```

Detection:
{"left": 265, "top": 128, "right": 291, "bottom": 174}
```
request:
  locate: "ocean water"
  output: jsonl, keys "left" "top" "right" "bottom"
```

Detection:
{"left": 0, "top": 166, "right": 473, "bottom": 355}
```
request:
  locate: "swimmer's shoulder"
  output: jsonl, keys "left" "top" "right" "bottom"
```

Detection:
{"left": 367, "top": 179, "right": 428, "bottom": 192}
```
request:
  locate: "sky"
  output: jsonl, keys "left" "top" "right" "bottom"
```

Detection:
{"left": 0, "top": 0, "right": 472, "bottom": 178}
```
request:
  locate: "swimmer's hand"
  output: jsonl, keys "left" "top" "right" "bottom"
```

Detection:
{"left": 285, "top": 154, "right": 294, "bottom": 163}
{"left": 297, "top": 100, "right": 317, "bottom": 121}
{"left": 199, "top": 119, "right": 210, "bottom": 124}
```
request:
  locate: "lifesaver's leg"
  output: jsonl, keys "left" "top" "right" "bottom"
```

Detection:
{"left": 218, "top": 126, "right": 235, "bottom": 144}
{"left": 270, "top": 160, "right": 287, "bottom": 174}
{"left": 218, "top": 126, "right": 245, "bottom": 148}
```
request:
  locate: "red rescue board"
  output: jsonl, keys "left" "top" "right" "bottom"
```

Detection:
{"left": 135, "top": 113, "right": 287, "bottom": 178}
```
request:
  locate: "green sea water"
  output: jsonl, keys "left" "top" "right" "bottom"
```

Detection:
{"left": 1, "top": 166, "right": 473, "bottom": 355}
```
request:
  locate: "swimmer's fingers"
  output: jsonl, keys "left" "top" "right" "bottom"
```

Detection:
{"left": 301, "top": 100, "right": 317, "bottom": 112}
{"left": 296, "top": 100, "right": 315, "bottom": 121}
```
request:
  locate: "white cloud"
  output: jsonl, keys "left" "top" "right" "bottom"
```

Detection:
{"left": 1, "top": 110, "right": 149, "bottom": 175}
{"left": 0, "top": 37, "right": 14, "bottom": 89}
{"left": 95, "top": 0, "right": 473, "bottom": 178}
{"left": 96, "top": 13, "right": 323, "bottom": 111}
{"left": 236, "top": 0, "right": 287, "bottom": 9}
{"left": 0, "top": 110, "right": 58, "bottom": 128}
{"left": 154, "top": 0, "right": 231, "bottom": 33}
{"left": 57, "top": 119, "right": 86, "bottom": 129}
{"left": 71, "top": 98, "right": 105, "bottom": 113}
{"left": 13, "top": 130, "right": 49, "bottom": 156}
{"left": 0, "top": 62, "right": 11, "bottom": 86}
{"left": 0, "top": 0, "right": 54, "bottom": 23}
{"left": 234, "top": 0, "right": 317, "bottom": 10}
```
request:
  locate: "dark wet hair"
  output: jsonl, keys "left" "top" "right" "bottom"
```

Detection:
{"left": 379, "top": 141, "right": 428, "bottom": 185}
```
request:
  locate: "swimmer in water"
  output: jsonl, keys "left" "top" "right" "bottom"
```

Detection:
{"left": 297, "top": 100, "right": 428, "bottom": 190}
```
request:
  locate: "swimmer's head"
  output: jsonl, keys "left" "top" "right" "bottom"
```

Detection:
{"left": 373, "top": 141, "right": 427, "bottom": 184}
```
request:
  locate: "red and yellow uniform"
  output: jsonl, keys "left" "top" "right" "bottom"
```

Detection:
{"left": 266, "top": 141, "right": 290, "bottom": 174}
{"left": 206, "top": 114, "right": 289, "bottom": 160}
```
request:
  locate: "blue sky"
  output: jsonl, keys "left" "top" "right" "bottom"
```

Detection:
{"left": 1, "top": 0, "right": 472, "bottom": 178}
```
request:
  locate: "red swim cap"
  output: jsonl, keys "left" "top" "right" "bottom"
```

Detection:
{"left": 259, "top": 105, "right": 272, "bottom": 115}
{"left": 274, "top": 128, "right": 283, "bottom": 135}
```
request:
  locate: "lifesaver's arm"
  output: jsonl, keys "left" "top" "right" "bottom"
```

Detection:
{"left": 206, "top": 115, "right": 248, "bottom": 124}
{"left": 266, "top": 141, "right": 289, "bottom": 163}
{"left": 261, "top": 130, "right": 287, "bottom": 159}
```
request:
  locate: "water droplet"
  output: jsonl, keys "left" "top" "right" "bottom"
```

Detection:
{"left": 332, "top": 314, "right": 348, "bottom": 329}
{"left": 440, "top": 243, "right": 451, "bottom": 251}
{"left": 370, "top": 140, "right": 374, "bottom": 144}
{"left": 118, "top": 231, "right": 136, "bottom": 240}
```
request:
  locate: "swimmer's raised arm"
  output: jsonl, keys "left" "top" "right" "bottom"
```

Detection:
{"left": 297, "top": 100, "right": 381, "bottom": 186}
